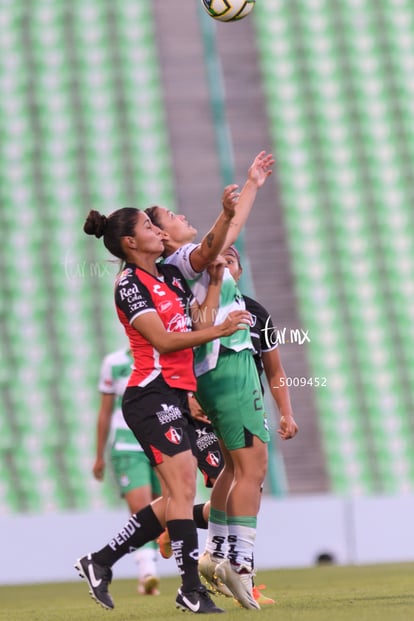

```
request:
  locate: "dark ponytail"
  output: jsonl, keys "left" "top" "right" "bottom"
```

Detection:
{"left": 83, "top": 210, "right": 107, "bottom": 238}
{"left": 83, "top": 207, "right": 140, "bottom": 260}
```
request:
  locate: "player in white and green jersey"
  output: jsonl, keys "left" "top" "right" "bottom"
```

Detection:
{"left": 94, "top": 347, "right": 161, "bottom": 596}
{"left": 145, "top": 150, "right": 275, "bottom": 610}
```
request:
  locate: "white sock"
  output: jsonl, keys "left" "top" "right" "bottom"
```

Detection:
{"left": 227, "top": 523, "right": 256, "bottom": 571}
{"left": 205, "top": 521, "right": 228, "bottom": 560}
{"left": 135, "top": 545, "right": 158, "bottom": 580}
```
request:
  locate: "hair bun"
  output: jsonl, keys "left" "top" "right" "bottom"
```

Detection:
{"left": 83, "top": 210, "right": 107, "bottom": 238}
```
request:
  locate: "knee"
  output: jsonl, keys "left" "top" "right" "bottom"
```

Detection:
{"left": 170, "top": 469, "right": 196, "bottom": 505}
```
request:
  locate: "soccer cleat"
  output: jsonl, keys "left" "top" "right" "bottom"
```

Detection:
{"left": 157, "top": 529, "right": 173, "bottom": 559}
{"left": 138, "top": 574, "right": 160, "bottom": 596}
{"left": 176, "top": 584, "right": 225, "bottom": 614}
{"left": 74, "top": 553, "right": 114, "bottom": 610}
{"left": 215, "top": 559, "right": 260, "bottom": 610}
{"left": 253, "top": 584, "right": 275, "bottom": 605}
{"left": 198, "top": 551, "right": 233, "bottom": 598}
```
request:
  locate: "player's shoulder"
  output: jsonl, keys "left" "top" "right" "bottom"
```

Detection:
{"left": 164, "top": 243, "right": 198, "bottom": 265}
{"left": 243, "top": 294, "right": 268, "bottom": 316}
{"left": 158, "top": 262, "right": 185, "bottom": 278}
{"left": 115, "top": 264, "right": 136, "bottom": 288}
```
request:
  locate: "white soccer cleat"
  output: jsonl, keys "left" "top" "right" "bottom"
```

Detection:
{"left": 198, "top": 551, "right": 233, "bottom": 598}
{"left": 215, "top": 558, "right": 260, "bottom": 610}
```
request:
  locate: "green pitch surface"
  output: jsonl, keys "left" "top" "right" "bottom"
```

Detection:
{"left": 1, "top": 563, "right": 413, "bottom": 621}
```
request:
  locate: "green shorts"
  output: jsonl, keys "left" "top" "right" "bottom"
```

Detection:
{"left": 110, "top": 450, "right": 162, "bottom": 497}
{"left": 195, "top": 349, "right": 270, "bottom": 450}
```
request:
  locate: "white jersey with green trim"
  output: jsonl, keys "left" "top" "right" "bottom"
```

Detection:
{"left": 164, "top": 243, "right": 253, "bottom": 376}
{"left": 98, "top": 348, "right": 144, "bottom": 452}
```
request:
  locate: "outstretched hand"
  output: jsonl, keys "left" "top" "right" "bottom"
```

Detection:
{"left": 247, "top": 150, "right": 275, "bottom": 189}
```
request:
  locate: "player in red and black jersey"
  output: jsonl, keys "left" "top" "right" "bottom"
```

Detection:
{"left": 75, "top": 204, "right": 251, "bottom": 615}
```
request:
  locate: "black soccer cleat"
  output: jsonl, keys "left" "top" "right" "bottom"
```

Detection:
{"left": 176, "top": 584, "right": 225, "bottom": 614}
{"left": 74, "top": 553, "right": 114, "bottom": 610}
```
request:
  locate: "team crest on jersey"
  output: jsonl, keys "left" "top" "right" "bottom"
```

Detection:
{"left": 249, "top": 313, "right": 257, "bottom": 327}
{"left": 206, "top": 451, "right": 221, "bottom": 468}
{"left": 165, "top": 426, "right": 183, "bottom": 445}
{"left": 172, "top": 276, "right": 185, "bottom": 292}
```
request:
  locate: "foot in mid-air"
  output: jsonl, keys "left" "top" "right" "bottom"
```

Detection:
{"left": 157, "top": 529, "right": 173, "bottom": 560}
{"left": 74, "top": 553, "right": 114, "bottom": 610}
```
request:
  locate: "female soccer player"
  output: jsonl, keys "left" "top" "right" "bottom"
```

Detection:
{"left": 145, "top": 150, "right": 277, "bottom": 610}
{"left": 93, "top": 346, "right": 162, "bottom": 596}
{"left": 75, "top": 202, "right": 251, "bottom": 614}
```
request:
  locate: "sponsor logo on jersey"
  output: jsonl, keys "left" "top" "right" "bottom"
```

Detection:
{"left": 206, "top": 451, "right": 221, "bottom": 468}
{"left": 117, "top": 267, "right": 133, "bottom": 286}
{"left": 165, "top": 426, "right": 183, "bottom": 445}
{"left": 153, "top": 284, "right": 166, "bottom": 297}
{"left": 119, "top": 282, "right": 143, "bottom": 302}
{"left": 159, "top": 300, "right": 173, "bottom": 313}
{"left": 167, "top": 313, "right": 190, "bottom": 332}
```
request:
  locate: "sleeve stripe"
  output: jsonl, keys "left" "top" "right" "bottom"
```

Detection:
{"left": 129, "top": 308, "right": 157, "bottom": 325}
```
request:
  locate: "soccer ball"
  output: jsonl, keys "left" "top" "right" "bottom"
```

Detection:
{"left": 201, "top": 0, "right": 256, "bottom": 22}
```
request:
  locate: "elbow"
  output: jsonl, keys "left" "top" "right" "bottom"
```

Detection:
{"left": 156, "top": 342, "right": 173, "bottom": 354}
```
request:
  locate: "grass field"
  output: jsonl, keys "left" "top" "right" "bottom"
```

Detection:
{"left": 1, "top": 563, "right": 413, "bottom": 621}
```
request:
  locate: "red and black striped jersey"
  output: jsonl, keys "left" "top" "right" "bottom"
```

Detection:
{"left": 115, "top": 262, "right": 197, "bottom": 391}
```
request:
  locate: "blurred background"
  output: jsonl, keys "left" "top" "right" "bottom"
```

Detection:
{"left": 1, "top": 0, "right": 414, "bottom": 582}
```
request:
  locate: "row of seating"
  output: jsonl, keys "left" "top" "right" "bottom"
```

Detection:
{"left": 254, "top": 0, "right": 414, "bottom": 494}
{"left": 0, "top": 2, "right": 175, "bottom": 513}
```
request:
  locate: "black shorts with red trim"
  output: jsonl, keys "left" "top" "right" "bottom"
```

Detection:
{"left": 122, "top": 375, "right": 223, "bottom": 484}
{"left": 122, "top": 375, "right": 194, "bottom": 467}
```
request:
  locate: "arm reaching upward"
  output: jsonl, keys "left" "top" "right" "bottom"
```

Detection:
{"left": 221, "top": 150, "right": 274, "bottom": 250}
{"left": 188, "top": 184, "right": 239, "bottom": 273}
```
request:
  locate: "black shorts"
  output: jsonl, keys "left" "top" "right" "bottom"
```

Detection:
{"left": 123, "top": 375, "right": 195, "bottom": 467}
{"left": 192, "top": 419, "right": 223, "bottom": 488}
{"left": 122, "top": 375, "right": 223, "bottom": 485}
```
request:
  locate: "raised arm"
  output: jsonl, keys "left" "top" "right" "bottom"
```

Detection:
{"left": 262, "top": 347, "right": 299, "bottom": 440}
{"left": 221, "top": 150, "right": 274, "bottom": 251}
{"left": 191, "top": 258, "right": 226, "bottom": 330}
{"left": 188, "top": 184, "right": 239, "bottom": 273}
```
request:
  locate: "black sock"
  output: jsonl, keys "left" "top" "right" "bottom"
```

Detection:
{"left": 167, "top": 519, "right": 201, "bottom": 592}
{"left": 193, "top": 503, "right": 208, "bottom": 529}
{"left": 92, "top": 505, "right": 163, "bottom": 567}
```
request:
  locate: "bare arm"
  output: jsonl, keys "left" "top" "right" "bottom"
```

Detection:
{"left": 221, "top": 150, "right": 274, "bottom": 251}
{"left": 191, "top": 258, "right": 226, "bottom": 330}
{"left": 132, "top": 308, "right": 250, "bottom": 354}
{"left": 93, "top": 393, "right": 115, "bottom": 480}
{"left": 189, "top": 184, "right": 239, "bottom": 273}
{"left": 262, "top": 348, "right": 299, "bottom": 440}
